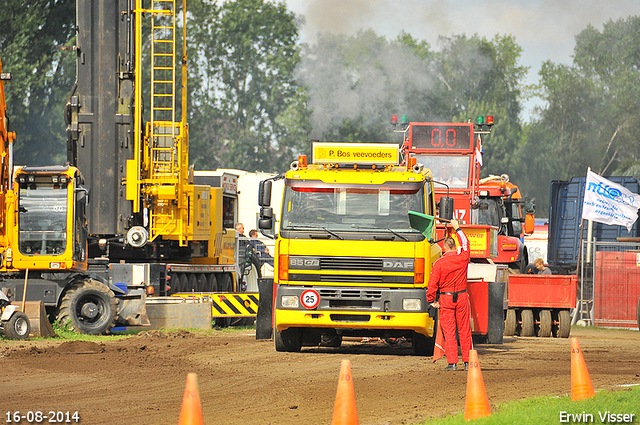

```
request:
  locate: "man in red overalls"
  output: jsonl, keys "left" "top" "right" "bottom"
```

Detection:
{"left": 426, "top": 218, "right": 472, "bottom": 371}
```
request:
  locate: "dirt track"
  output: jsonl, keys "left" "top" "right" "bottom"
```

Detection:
{"left": 0, "top": 326, "right": 639, "bottom": 425}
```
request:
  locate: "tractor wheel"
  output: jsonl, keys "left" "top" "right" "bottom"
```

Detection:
{"left": 3, "top": 311, "right": 30, "bottom": 340}
{"left": 275, "top": 327, "right": 302, "bottom": 352}
{"left": 556, "top": 310, "right": 571, "bottom": 338}
{"left": 538, "top": 310, "right": 552, "bottom": 337}
{"left": 521, "top": 309, "right": 535, "bottom": 337}
{"left": 504, "top": 309, "right": 517, "bottom": 336}
{"left": 57, "top": 279, "right": 117, "bottom": 335}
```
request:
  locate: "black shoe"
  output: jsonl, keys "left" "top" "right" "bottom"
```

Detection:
{"left": 464, "top": 362, "right": 469, "bottom": 371}
{"left": 443, "top": 363, "right": 458, "bottom": 371}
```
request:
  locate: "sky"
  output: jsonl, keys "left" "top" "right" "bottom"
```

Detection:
{"left": 283, "top": 0, "right": 640, "bottom": 120}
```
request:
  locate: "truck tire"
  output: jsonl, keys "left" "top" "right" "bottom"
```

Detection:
{"left": 413, "top": 330, "right": 436, "bottom": 356}
{"left": 521, "top": 309, "right": 535, "bottom": 337}
{"left": 556, "top": 309, "right": 571, "bottom": 338}
{"left": 275, "top": 327, "right": 302, "bottom": 352}
{"left": 320, "top": 333, "right": 342, "bottom": 348}
{"left": 3, "top": 311, "right": 30, "bottom": 340}
{"left": 504, "top": 309, "right": 517, "bottom": 336}
{"left": 538, "top": 310, "right": 552, "bottom": 337}
{"left": 57, "top": 279, "right": 117, "bottom": 335}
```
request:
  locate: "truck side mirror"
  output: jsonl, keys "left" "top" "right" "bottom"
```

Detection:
{"left": 524, "top": 197, "right": 535, "bottom": 214}
{"left": 259, "top": 180, "right": 272, "bottom": 207}
{"left": 258, "top": 206, "right": 273, "bottom": 231}
{"left": 438, "top": 196, "right": 454, "bottom": 221}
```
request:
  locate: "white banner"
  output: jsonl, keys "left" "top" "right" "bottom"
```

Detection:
{"left": 582, "top": 169, "right": 640, "bottom": 232}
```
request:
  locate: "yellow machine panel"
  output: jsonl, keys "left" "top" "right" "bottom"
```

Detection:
{"left": 186, "top": 185, "right": 211, "bottom": 240}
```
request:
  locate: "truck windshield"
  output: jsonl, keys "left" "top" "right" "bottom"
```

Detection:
{"left": 18, "top": 182, "right": 67, "bottom": 255}
{"left": 281, "top": 180, "right": 427, "bottom": 232}
{"left": 410, "top": 154, "right": 470, "bottom": 189}
{"left": 474, "top": 199, "right": 501, "bottom": 228}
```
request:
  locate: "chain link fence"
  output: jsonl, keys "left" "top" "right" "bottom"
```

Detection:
{"left": 576, "top": 239, "right": 640, "bottom": 329}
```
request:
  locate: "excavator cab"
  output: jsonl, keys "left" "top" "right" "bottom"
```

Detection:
{"left": 10, "top": 166, "right": 88, "bottom": 272}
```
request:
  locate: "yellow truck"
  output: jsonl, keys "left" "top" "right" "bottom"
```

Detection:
{"left": 258, "top": 142, "right": 444, "bottom": 355}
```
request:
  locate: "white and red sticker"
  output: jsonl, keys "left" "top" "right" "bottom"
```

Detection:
{"left": 300, "top": 289, "right": 320, "bottom": 309}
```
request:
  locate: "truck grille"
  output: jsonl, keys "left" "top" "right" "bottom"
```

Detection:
{"left": 330, "top": 314, "right": 371, "bottom": 322}
{"left": 320, "top": 257, "right": 383, "bottom": 271}
{"left": 319, "top": 289, "right": 383, "bottom": 299}
{"left": 319, "top": 274, "right": 383, "bottom": 283}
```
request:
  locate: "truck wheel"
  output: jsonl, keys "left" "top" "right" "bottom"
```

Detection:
{"left": 320, "top": 333, "right": 342, "bottom": 348}
{"left": 3, "top": 311, "right": 30, "bottom": 340}
{"left": 196, "top": 274, "right": 207, "bottom": 292}
{"left": 413, "top": 330, "right": 436, "bottom": 356}
{"left": 188, "top": 274, "right": 198, "bottom": 291}
{"left": 177, "top": 274, "right": 188, "bottom": 293}
{"left": 504, "top": 309, "right": 516, "bottom": 336}
{"left": 521, "top": 309, "right": 535, "bottom": 337}
{"left": 556, "top": 310, "right": 571, "bottom": 338}
{"left": 275, "top": 327, "right": 302, "bottom": 352}
{"left": 206, "top": 274, "right": 217, "bottom": 292}
{"left": 538, "top": 310, "right": 552, "bottom": 337}
{"left": 57, "top": 279, "right": 116, "bottom": 335}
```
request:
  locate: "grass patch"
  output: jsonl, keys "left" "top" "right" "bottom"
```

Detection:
{"left": 418, "top": 385, "right": 640, "bottom": 425}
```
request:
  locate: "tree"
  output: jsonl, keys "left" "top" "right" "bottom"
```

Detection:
{"left": 0, "top": 0, "right": 76, "bottom": 166}
{"left": 187, "top": 0, "right": 302, "bottom": 173}
{"left": 523, "top": 16, "right": 640, "bottom": 214}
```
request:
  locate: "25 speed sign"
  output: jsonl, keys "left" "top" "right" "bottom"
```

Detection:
{"left": 301, "top": 289, "right": 320, "bottom": 309}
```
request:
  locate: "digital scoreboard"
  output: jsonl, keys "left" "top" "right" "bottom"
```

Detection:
{"left": 409, "top": 123, "right": 474, "bottom": 152}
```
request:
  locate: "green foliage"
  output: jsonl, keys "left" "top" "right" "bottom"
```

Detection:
{"left": 3, "top": 1, "right": 640, "bottom": 213}
{"left": 188, "top": 0, "right": 302, "bottom": 173}
{"left": 418, "top": 386, "right": 640, "bottom": 425}
{"left": 0, "top": 0, "right": 76, "bottom": 166}
{"left": 524, "top": 16, "right": 640, "bottom": 213}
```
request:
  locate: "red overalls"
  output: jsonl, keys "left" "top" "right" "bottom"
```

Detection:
{"left": 426, "top": 228, "right": 472, "bottom": 364}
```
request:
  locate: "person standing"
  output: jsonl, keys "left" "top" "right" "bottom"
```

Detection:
{"left": 426, "top": 218, "right": 472, "bottom": 371}
{"left": 235, "top": 222, "right": 246, "bottom": 238}
{"left": 249, "top": 229, "right": 273, "bottom": 266}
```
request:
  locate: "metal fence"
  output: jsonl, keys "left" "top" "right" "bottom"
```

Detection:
{"left": 576, "top": 239, "right": 640, "bottom": 329}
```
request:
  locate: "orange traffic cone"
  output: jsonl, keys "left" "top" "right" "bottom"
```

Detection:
{"left": 331, "top": 359, "right": 359, "bottom": 425}
{"left": 178, "top": 373, "right": 204, "bottom": 425}
{"left": 432, "top": 314, "right": 445, "bottom": 363}
{"left": 464, "top": 350, "right": 491, "bottom": 420}
{"left": 571, "top": 338, "right": 595, "bottom": 401}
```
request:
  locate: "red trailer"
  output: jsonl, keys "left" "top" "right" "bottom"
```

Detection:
{"left": 504, "top": 274, "right": 577, "bottom": 338}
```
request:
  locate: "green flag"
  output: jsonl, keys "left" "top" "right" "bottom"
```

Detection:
{"left": 408, "top": 211, "right": 435, "bottom": 237}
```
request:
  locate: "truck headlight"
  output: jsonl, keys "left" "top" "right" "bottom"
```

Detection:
{"left": 402, "top": 299, "right": 421, "bottom": 311}
{"left": 281, "top": 295, "right": 299, "bottom": 308}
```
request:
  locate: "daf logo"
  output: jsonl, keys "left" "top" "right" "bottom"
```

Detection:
{"left": 383, "top": 260, "right": 413, "bottom": 270}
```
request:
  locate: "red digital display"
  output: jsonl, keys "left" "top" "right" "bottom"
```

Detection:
{"left": 409, "top": 123, "right": 473, "bottom": 152}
